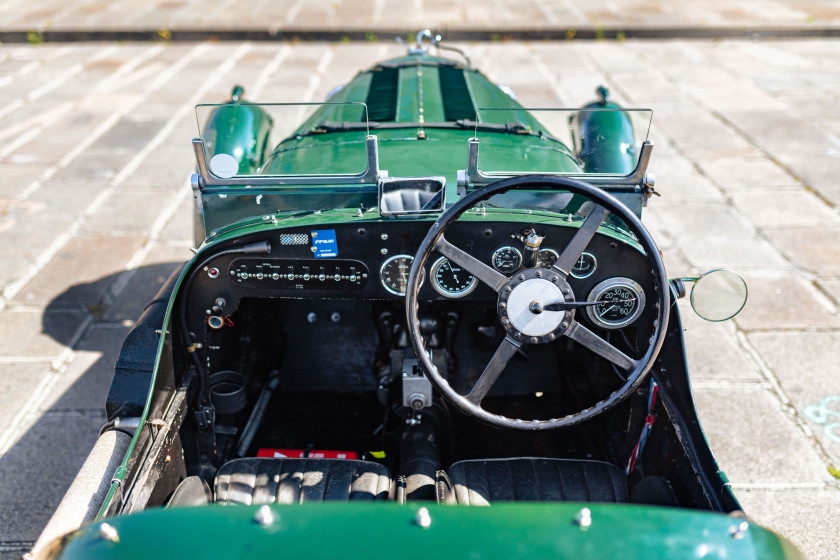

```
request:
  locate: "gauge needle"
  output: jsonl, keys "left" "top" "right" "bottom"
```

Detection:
{"left": 542, "top": 298, "right": 636, "bottom": 312}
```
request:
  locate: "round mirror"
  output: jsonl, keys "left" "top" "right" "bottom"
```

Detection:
{"left": 690, "top": 269, "right": 748, "bottom": 322}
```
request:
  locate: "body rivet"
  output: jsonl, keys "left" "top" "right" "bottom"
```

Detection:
{"left": 414, "top": 507, "right": 432, "bottom": 528}
{"left": 574, "top": 508, "right": 592, "bottom": 530}
{"left": 254, "top": 505, "right": 275, "bottom": 527}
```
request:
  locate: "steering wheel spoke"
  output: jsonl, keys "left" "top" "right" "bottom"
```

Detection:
{"left": 407, "top": 174, "right": 669, "bottom": 430}
{"left": 552, "top": 204, "right": 610, "bottom": 277}
{"left": 566, "top": 321, "right": 637, "bottom": 371}
{"left": 466, "top": 335, "right": 522, "bottom": 405}
{"left": 434, "top": 235, "right": 508, "bottom": 292}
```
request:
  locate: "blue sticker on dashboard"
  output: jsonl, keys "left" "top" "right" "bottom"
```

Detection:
{"left": 311, "top": 229, "right": 338, "bottom": 258}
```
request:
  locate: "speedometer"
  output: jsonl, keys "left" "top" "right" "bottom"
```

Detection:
{"left": 431, "top": 257, "right": 477, "bottom": 298}
{"left": 585, "top": 277, "right": 646, "bottom": 329}
{"left": 380, "top": 255, "right": 423, "bottom": 296}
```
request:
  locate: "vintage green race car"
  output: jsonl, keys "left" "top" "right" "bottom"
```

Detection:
{"left": 31, "top": 32, "right": 801, "bottom": 560}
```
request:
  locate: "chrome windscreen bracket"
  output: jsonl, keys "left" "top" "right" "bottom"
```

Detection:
{"left": 192, "top": 134, "right": 382, "bottom": 190}
{"left": 458, "top": 137, "right": 654, "bottom": 191}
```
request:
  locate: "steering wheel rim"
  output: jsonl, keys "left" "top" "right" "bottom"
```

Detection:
{"left": 405, "top": 174, "right": 670, "bottom": 430}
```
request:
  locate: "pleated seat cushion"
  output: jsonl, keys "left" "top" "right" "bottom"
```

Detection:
{"left": 214, "top": 458, "right": 392, "bottom": 505}
{"left": 443, "top": 457, "right": 628, "bottom": 505}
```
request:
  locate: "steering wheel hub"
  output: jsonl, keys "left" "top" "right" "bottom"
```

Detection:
{"left": 499, "top": 268, "right": 574, "bottom": 342}
{"left": 406, "top": 174, "right": 670, "bottom": 430}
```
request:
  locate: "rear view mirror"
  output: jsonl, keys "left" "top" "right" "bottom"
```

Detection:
{"left": 378, "top": 176, "right": 446, "bottom": 215}
{"left": 673, "top": 269, "right": 748, "bottom": 322}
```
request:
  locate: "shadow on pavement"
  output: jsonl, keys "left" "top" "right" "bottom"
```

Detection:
{"left": 0, "top": 262, "right": 182, "bottom": 559}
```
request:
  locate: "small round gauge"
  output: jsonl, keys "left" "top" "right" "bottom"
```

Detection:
{"left": 571, "top": 252, "right": 597, "bottom": 279}
{"left": 431, "top": 257, "right": 478, "bottom": 298}
{"left": 491, "top": 246, "right": 522, "bottom": 274}
{"left": 380, "top": 255, "right": 423, "bottom": 296}
{"left": 537, "top": 248, "right": 559, "bottom": 268}
{"left": 586, "top": 277, "right": 646, "bottom": 329}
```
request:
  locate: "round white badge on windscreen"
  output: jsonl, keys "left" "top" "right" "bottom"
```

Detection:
{"left": 209, "top": 153, "right": 239, "bottom": 178}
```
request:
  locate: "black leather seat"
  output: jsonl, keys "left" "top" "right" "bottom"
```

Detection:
{"left": 440, "top": 458, "right": 628, "bottom": 505}
{"left": 214, "top": 458, "right": 392, "bottom": 505}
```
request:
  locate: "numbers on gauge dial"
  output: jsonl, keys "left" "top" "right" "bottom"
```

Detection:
{"left": 537, "top": 248, "right": 559, "bottom": 268}
{"left": 431, "top": 256, "right": 478, "bottom": 298}
{"left": 585, "top": 277, "right": 646, "bottom": 329}
{"left": 380, "top": 255, "right": 423, "bottom": 296}
{"left": 491, "top": 246, "right": 522, "bottom": 274}
{"left": 570, "top": 252, "right": 597, "bottom": 279}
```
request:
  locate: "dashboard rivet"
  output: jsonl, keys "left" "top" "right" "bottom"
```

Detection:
{"left": 311, "top": 246, "right": 317, "bottom": 252}
{"left": 548, "top": 334, "right": 555, "bottom": 340}
{"left": 499, "top": 302, "right": 506, "bottom": 309}
{"left": 561, "top": 322, "right": 568, "bottom": 329}
{"left": 518, "top": 274, "right": 525, "bottom": 281}
{"left": 514, "top": 333, "right": 521, "bottom": 339}
{"left": 563, "top": 289, "right": 570, "bottom": 295}
{"left": 530, "top": 337, "right": 538, "bottom": 344}
{"left": 551, "top": 276, "right": 558, "bottom": 283}
{"left": 505, "top": 286, "right": 512, "bottom": 292}
{"left": 536, "top": 271, "right": 542, "bottom": 278}
{"left": 380, "top": 248, "right": 388, "bottom": 255}
{"left": 381, "top": 233, "right": 389, "bottom": 240}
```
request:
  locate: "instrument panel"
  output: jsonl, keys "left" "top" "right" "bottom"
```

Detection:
{"left": 188, "top": 219, "right": 655, "bottom": 334}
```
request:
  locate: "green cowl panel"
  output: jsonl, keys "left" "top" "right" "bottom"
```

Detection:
{"left": 52, "top": 502, "right": 802, "bottom": 560}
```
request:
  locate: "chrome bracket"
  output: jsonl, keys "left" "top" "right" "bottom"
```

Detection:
{"left": 192, "top": 134, "right": 382, "bottom": 190}
{"left": 458, "top": 138, "right": 654, "bottom": 191}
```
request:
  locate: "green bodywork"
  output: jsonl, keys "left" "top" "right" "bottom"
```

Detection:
{"left": 201, "top": 87, "right": 273, "bottom": 175}
{"left": 56, "top": 503, "right": 803, "bottom": 560}
{"left": 44, "top": 49, "right": 804, "bottom": 560}
{"left": 192, "top": 54, "right": 646, "bottom": 241}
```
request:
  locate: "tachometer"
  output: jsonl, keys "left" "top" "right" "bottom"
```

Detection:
{"left": 380, "top": 255, "right": 422, "bottom": 296}
{"left": 491, "top": 246, "right": 522, "bottom": 274}
{"left": 431, "top": 257, "right": 478, "bottom": 298}
{"left": 585, "top": 277, "right": 646, "bottom": 329}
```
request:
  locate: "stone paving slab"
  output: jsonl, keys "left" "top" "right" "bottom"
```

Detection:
{"left": 2, "top": 0, "right": 840, "bottom": 37}
{"left": 0, "top": 39, "right": 839, "bottom": 560}
{"left": 737, "top": 489, "right": 840, "bottom": 560}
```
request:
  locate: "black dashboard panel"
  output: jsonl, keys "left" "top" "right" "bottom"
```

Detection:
{"left": 184, "top": 219, "right": 656, "bottom": 343}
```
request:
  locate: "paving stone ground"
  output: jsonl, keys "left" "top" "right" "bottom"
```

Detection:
{"left": 1, "top": 0, "right": 840, "bottom": 33}
{"left": 0, "top": 38, "right": 839, "bottom": 560}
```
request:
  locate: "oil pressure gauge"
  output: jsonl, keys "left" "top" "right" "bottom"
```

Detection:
{"left": 491, "top": 246, "right": 522, "bottom": 274}
{"left": 585, "top": 277, "right": 646, "bottom": 329}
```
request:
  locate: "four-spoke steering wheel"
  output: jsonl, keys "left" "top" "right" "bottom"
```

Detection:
{"left": 406, "top": 175, "right": 670, "bottom": 430}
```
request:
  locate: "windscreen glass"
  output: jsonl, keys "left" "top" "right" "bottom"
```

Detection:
{"left": 474, "top": 108, "right": 652, "bottom": 176}
{"left": 195, "top": 102, "right": 370, "bottom": 179}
